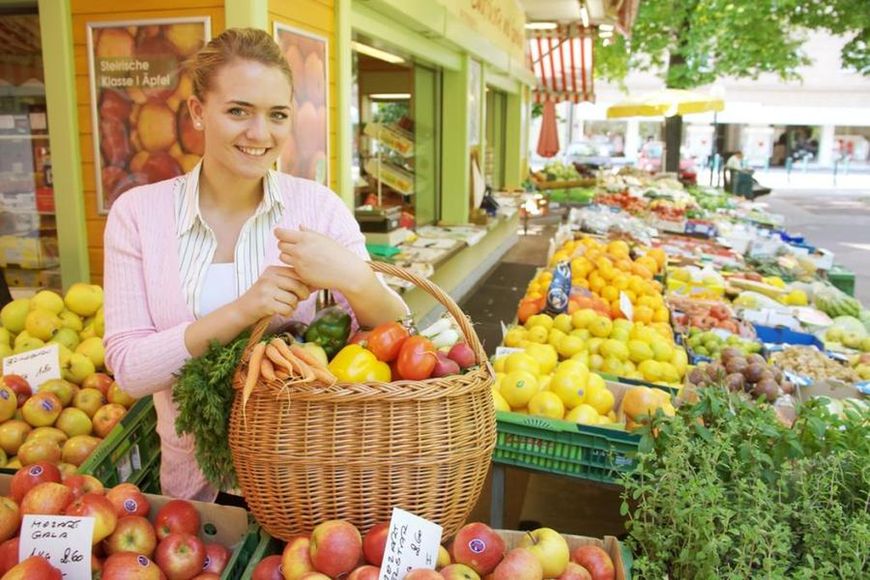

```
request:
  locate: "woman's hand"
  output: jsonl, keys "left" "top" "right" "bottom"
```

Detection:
{"left": 275, "top": 227, "right": 372, "bottom": 294}
{"left": 236, "top": 265, "right": 312, "bottom": 323}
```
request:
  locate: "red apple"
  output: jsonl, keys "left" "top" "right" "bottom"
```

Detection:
{"left": 108, "top": 381, "right": 138, "bottom": 408}
{"left": 20, "top": 482, "right": 73, "bottom": 515}
{"left": 104, "top": 515, "right": 157, "bottom": 557}
{"left": 61, "top": 434, "right": 102, "bottom": 466}
{"left": 492, "top": 547, "right": 543, "bottom": 580}
{"left": 192, "top": 574, "right": 220, "bottom": 580}
{"left": 362, "top": 521, "right": 390, "bottom": 566}
{"left": 404, "top": 570, "right": 441, "bottom": 579}
{"left": 155, "top": 532, "right": 206, "bottom": 580}
{"left": 0, "top": 537, "right": 19, "bottom": 575}
{"left": 107, "top": 484, "right": 150, "bottom": 518}
{"left": 64, "top": 474, "right": 105, "bottom": 500}
{"left": 0, "top": 385, "right": 17, "bottom": 421}
{"left": 571, "top": 545, "right": 614, "bottom": 580}
{"left": 251, "top": 554, "right": 283, "bottom": 580}
{"left": 559, "top": 562, "right": 593, "bottom": 580}
{"left": 10, "top": 462, "right": 62, "bottom": 503}
{"left": 102, "top": 552, "right": 165, "bottom": 579}
{"left": 202, "top": 543, "right": 230, "bottom": 574}
{"left": 452, "top": 522, "right": 506, "bottom": 576}
{"left": 309, "top": 519, "right": 362, "bottom": 577}
{"left": 1, "top": 375, "right": 31, "bottom": 407}
{"left": 154, "top": 499, "right": 200, "bottom": 540}
{"left": 440, "top": 563, "right": 481, "bottom": 579}
{"left": 0, "top": 497, "right": 19, "bottom": 543}
{"left": 92, "top": 403, "right": 127, "bottom": 438}
{"left": 65, "top": 492, "right": 118, "bottom": 544}
{"left": 37, "top": 379, "right": 78, "bottom": 406}
{"left": 2, "top": 555, "right": 61, "bottom": 579}
{"left": 82, "top": 373, "right": 114, "bottom": 396}
{"left": 347, "top": 564, "right": 380, "bottom": 580}
{"left": 517, "top": 527, "right": 570, "bottom": 578}
{"left": 281, "top": 535, "right": 313, "bottom": 578}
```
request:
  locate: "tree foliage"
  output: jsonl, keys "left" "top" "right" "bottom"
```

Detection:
{"left": 595, "top": 0, "right": 870, "bottom": 88}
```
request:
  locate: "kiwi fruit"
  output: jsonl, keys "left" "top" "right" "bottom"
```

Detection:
{"left": 744, "top": 363, "right": 766, "bottom": 384}
{"left": 725, "top": 372, "right": 746, "bottom": 392}
{"left": 725, "top": 358, "right": 748, "bottom": 375}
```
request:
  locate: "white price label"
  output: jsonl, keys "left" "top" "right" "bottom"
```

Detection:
{"left": 619, "top": 292, "right": 634, "bottom": 322}
{"left": 379, "top": 508, "right": 442, "bottom": 580}
{"left": 3, "top": 344, "right": 61, "bottom": 391}
{"left": 19, "top": 515, "right": 94, "bottom": 579}
{"left": 494, "top": 346, "right": 525, "bottom": 359}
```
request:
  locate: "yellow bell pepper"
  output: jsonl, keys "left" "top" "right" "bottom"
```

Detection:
{"left": 327, "top": 344, "right": 391, "bottom": 383}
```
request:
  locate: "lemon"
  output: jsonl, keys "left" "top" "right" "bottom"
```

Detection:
{"left": 528, "top": 391, "right": 566, "bottom": 419}
{"left": 586, "top": 381, "right": 615, "bottom": 414}
{"left": 588, "top": 372, "right": 606, "bottom": 391}
{"left": 628, "top": 340, "right": 654, "bottom": 363}
{"left": 500, "top": 371, "right": 539, "bottom": 408}
{"left": 0, "top": 299, "right": 30, "bottom": 334}
{"left": 549, "top": 368, "right": 589, "bottom": 408}
{"left": 537, "top": 374, "right": 552, "bottom": 392}
{"left": 589, "top": 354, "right": 604, "bottom": 371}
{"left": 570, "top": 350, "right": 590, "bottom": 367}
{"left": 547, "top": 328, "right": 567, "bottom": 349}
{"left": 670, "top": 348, "right": 689, "bottom": 377}
{"left": 623, "top": 360, "right": 636, "bottom": 373}
{"left": 526, "top": 326, "right": 549, "bottom": 344}
{"left": 565, "top": 404, "right": 600, "bottom": 425}
{"left": 597, "top": 413, "right": 614, "bottom": 425}
{"left": 525, "top": 314, "right": 554, "bottom": 331}
{"left": 639, "top": 360, "right": 663, "bottom": 383}
{"left": 658, "top": 362, "right": 679, "bottom": 383}
{"left": 651, "top": 341, "right": 674, "bottom": 362}
{"left": 492, "top": 389, "right": 511, "bottom": 412}
{"left": 602, "top": 356, "right": 624, "bottom": 376}
{"left": 612, "top": 318, "right": 633, "bottom": 333}
{"left": 524, "top": 343, "right": 558, "bottom": 374}
{"left": 556, "top": 359, "right": 589, "bottom": 376}
{"left": 610, "top": 328, "right": 630, "bottom": 342}
{"left": 504, "top": 327, "right": 528, "bottom": 348}
{"left": 571, "top": 309, "right": 597, "bottom": 329}
{"left": 553, "top": 313, "right": 573, "bottom": 334}
{"left": 600, "top": 339, "right": 629, "bottom": 361}
{"left": 588, "top": 316, "right": 613, "bottom": 338}
{"left": 587, "top": 337, "right": 605, "bottom": 355}
{"left": 504, "top": 352, "right": 541, "bottom": 375}
{"left": 557, "top": 335, "right": 586, "bottom": 359}
{"left": 493, "top": 357, "right": 506, "bottom": 373}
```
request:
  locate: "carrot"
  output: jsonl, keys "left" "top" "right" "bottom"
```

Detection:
{"left": 243, "top": 342, "right": 266, "bottom": 412}
{"left": 260, "top": 357, "right": 276, "bottom": 382}
{"left": 288, "top": 344, "right": 327, "bottom": 370}
{"left": 285, "top": 349, "right": 315, "bottom": 383}
{"left": 265, "top": 344, "right": 299, "bottom": 377}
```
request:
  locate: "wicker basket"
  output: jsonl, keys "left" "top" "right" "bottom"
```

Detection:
{"left": 228, "top": 262, "right": 496, "bottom": 541}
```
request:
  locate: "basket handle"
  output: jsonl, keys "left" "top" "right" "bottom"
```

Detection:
{"left": 241, "top": 261, "right": 488, "bottom": 367}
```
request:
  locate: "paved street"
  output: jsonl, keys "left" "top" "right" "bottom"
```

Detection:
{"left": 759, "top": 186, "right": 870, "bottom": 305}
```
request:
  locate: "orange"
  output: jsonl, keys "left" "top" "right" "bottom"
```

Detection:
{"left": 634, "top": 305, "right": 654, "bottom": 324}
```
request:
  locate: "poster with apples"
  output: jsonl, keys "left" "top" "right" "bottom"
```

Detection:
{"left": 86, "top": 18, "right": 211, "bottom": 214}
{"left": 274, "top": 22, "right": 329, "bottom": 186}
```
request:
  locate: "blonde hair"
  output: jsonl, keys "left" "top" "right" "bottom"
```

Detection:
{"left": 187, "top": 27, "right": 294, "bottom": 100}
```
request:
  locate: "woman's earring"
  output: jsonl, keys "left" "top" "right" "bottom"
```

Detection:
{"left": 194, "top": 121, "right": 202, "bottom": 129}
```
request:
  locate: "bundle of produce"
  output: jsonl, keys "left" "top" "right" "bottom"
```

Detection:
{"left": 684, "top": 347, "right": 794, "bottom": 402}
{"left": 813, "top": 282, "right": 862, "bottom": 318}
{"left": 769, "top": 346, "right": 860, "bottom": 384}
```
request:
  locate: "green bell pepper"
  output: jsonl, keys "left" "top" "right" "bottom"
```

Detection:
{"left": 304, "top": 305, "right": 352, "bottom": 358}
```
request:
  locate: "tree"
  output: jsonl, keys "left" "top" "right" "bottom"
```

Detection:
{"left": 595, "top": 0, "right": 870, "bottom": 172}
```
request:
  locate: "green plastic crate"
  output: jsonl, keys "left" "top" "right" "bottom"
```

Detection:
{"left": 77, "top": 395, "right": 160, "bottom": 489}
{"left": 493, "top": 411, "right": 641, "bottom": 484}
{"left": 828, "top": 264, "right": 855, "bottom": 297}
{"left": 236, "top": 527, "right": 284, "bottom": 579}
{"left": 221, "top": 522, "right": 266, "bottom": 580}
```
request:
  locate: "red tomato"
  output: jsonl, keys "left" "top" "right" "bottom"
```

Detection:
{"left": 367, "top": 322, "right": 411, "bottom": 362}
{"left": 395, "top": 336, "right": 437, "bottom": 380}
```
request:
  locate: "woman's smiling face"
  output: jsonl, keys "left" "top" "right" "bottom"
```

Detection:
{"left": 189, "top": 58, "right": 294, "bottom": 181}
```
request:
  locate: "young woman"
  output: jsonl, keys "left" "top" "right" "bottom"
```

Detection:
{"left": 103, "top": 28, "right": 407, "bottom": 501}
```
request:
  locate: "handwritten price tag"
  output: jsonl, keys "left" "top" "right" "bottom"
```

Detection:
{"left": 2, "top": 344, "right": 61, "bottom": 391}
{"left": 619, "top": 292, "right": 634, "bottom": 322}
{"left": 379, "top": 508, "right": 442, "bottom": 580}
{"left": 19, "top": 514, "right": 93, "bottom": 579}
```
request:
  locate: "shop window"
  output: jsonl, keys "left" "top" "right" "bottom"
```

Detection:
{"left": 351, "top": 40, "right": 442, "bottom": 231}
{"left": 0, "top": 8, "right": 59, "bottom": 293}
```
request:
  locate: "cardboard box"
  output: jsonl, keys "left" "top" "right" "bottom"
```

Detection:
{"left": 796, "top": 379, "right": 865, "bottom": 403}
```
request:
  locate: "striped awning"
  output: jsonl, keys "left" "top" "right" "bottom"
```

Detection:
{"left": 527, "top": 24, "right": 594, "bottom": 104}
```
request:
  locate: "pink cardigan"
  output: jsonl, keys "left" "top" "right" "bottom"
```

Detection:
{"left": 103, "top": 173, "right": 370, "bottom": 501}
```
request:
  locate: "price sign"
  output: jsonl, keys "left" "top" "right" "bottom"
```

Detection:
{"left": 2, "top": 344, "right": 61, "bottom": 391}
{"left": 379, "top": 508, "right": 442, "bottom": 580}
{"left": 619, "top": 292, "right": 634, "bottom": 322}
{"left": 19, "top": 514, "right": 93, "bottom": 579}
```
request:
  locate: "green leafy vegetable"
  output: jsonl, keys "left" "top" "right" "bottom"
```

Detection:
{"left": 174, "top": 333, "right": 250, "bottom": 491}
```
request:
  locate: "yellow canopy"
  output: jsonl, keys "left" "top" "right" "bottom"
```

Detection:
{"left": 606, "top": 89, "right": 725, "bottom": 118}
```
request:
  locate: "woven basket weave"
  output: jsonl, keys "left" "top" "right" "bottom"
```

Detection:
{"left": 228, "top": 262, "right": 496, "bottom": 540}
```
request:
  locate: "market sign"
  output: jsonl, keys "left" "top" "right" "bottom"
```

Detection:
{"left": 437, "top": 0, "right": 526, "bottom": 61}
{"left": 86, "top": 18, "right": 211, "bottom": 213}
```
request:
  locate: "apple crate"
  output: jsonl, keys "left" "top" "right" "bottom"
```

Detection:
{"left": 77, "top": 395, "right": 161, "bottom": 492}
{"left": 498, "top": 529, "right": 632, "bottom": 580}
